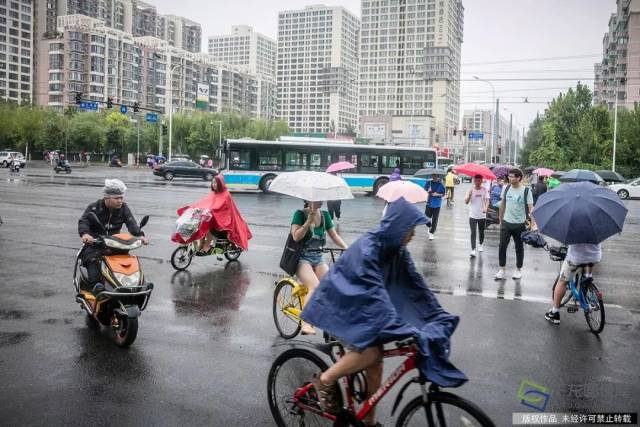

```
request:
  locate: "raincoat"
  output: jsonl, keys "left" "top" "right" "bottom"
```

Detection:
{"left": 301, "top": 198, "right": 467, "bottom": 388}
{"left": 172, "top": 175, "right": 253, "bottom": 250}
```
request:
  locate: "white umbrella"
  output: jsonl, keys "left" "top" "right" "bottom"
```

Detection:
{"left": 269, "top": 171, "right": 354, "bottom": 201}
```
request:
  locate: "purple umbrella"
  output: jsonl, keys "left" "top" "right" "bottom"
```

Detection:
{"left": 490, "top": 165, "right": 510, "bottom": 179}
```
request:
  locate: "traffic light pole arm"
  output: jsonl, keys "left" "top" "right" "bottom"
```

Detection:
{"left": 74, "top": 93, "right": 163, "bottom": 114}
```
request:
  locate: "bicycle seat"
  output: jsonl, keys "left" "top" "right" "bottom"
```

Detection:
{"left": 548, "top": 246, "right": 567, "bottom": 261}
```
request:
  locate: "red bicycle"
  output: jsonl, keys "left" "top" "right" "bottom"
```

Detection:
{"left": 267, "top": 337, "right": 495, "bottom": 426}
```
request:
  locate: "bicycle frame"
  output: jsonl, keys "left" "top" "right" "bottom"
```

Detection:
{"left": 558, "top": 264, "right": 593, "bottom": 312}
{"left": 291, "top": 344, "right": 419, "bottom": 423}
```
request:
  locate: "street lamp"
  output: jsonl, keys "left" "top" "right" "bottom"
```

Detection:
{"left": 210, "top": 120, "right": 222, "bottom": 161}
{"left": 168, "top": 63, "right": 181, "bottom": 162}
{"left": 473, "top": 76, "right": 496, "bottom": 163}
{"left": 612, "top": 78, "right": 622, "bottom": 172}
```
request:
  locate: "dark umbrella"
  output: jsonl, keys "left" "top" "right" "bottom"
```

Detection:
{"left": 596, "top": 170, "right": 625, "bottom": 183}
{"left": 551, "top": 170, "right": 566, "bottom": 179}
{"left": 414, "top": 168, "right": 447, "bottom": 178}
{"left": 490, "top": 165, "right": 510, "bottom": 179}
{"left": 532, "top": 182, "right": 628, "bottom": 244}
{"left": 559, "top": 169, "right": 603, "bottom": 184}
{"left": 524, "top": 166, "right": 537, "bottom": 174}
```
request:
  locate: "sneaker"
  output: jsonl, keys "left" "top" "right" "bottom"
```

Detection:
{"left": 478, "top": 244, "right": 484, "bottom": 252}
{"left": 545, "top": 309, "right": 560, "bottom": 325}
{"left": 470, "top": 249, "right": 477, "bottom": 258}
{"left": 512, "top": 269, "right": 522, "bottom": 280}
{"left": 428, "top": 232, "right": 434, "bottom": 240}
{"left": 494, "top": 269, "right": 506, "bottom": 280}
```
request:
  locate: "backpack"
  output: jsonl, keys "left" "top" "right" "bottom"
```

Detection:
{"left": 502, "top": 184, "right": 530, "bottom": 220}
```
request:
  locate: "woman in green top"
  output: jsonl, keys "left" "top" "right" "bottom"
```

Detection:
{"left": 291, "top": 200, "right": 348, "bottom": 335}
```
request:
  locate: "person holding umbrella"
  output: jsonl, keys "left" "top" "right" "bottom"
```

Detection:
{"left": 496, "top": 168, "right": 535, "bottom": 280}
{"left": 531, "top": 182, "right": 628, "bottom": 325}
{"left": 465, "top": 174, "right": 490, "bottom": 257}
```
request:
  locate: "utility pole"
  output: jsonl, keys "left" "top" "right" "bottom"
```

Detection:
{"left": 508, "top": 113, "right": 513, "bottom": 164}
{"left": 612, "top": 78, "right": 619, "bottom": 172}
{"left": 493, "top": 98, "right": 500, "bottom": 163}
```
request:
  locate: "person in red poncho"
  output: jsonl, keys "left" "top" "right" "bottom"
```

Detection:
{"left": 174, "top": 175, "right": 252, "bottom": 255}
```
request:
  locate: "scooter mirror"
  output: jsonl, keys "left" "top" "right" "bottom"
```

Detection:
{"left": 139, "top": 215, "right": 150, "bottom": 229}
{"left": 87, "top": 212, "right": 108, "bottom": 234}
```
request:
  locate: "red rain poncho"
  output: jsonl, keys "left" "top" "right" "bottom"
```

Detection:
{"left": 171, "top": 175, "right": 252, "bottom": 250}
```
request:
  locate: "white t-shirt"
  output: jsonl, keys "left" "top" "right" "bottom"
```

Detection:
{"left": 468, "top": 187, "right": 490, "bottom": 219}
{"left": 567, "top": 244, "right": 602, "bottom": 265}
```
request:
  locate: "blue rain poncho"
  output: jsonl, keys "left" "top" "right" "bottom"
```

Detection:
{"left": 301, "top": 198, "right": 467, "bottom": 387}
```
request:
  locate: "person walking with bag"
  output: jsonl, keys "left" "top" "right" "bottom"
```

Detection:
{"left": 465, "top": 174, "right": 490, "bottom": 258}
{"left": 424, "top": 173, "right": 445, "bottom": 240}
{"left": 496, "top": 168, "right": 536, "bottom": 280}
{"left": 285, "top": 201, "right": 348, "bottom": 335}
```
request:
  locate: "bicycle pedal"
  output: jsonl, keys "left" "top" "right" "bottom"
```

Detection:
{"left": 567, "top": 306, "right": 578, "bottom": 313}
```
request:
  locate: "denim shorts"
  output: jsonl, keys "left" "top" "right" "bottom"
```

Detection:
{"left": 298, "top": 249, "right": 325, "bottom": 267}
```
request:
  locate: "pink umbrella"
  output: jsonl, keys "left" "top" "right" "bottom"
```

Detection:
{"left": 533, "top": 167, "right": 554, "bottom": 177}
{"left": 376, "top": 180, "right": 429, "bottom": 203}
{"left": 453, "top": 163, "right": 496, "bottom": 180}
{"left": 326, "top": 161, "right": 355, "bottom": 173}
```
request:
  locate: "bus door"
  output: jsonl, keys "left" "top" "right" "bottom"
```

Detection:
{"left": 381, "top": 154, "right": 401, "bottom": 175}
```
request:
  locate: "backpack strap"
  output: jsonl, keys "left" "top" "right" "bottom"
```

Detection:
{"left": 524, "top": 187, "right": 530, "bottom": 219}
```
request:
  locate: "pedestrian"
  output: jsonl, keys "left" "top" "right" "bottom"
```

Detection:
{"left": 533, "top": 176, "right": 548, "bottom": 205}
{"left": 445, "top": 169, "right": 457, "bottom": 205}
{"left": 547, "top": 176, "right": 561, "bottom": 190}
{"left": 199, "top": 156, "right": 205, "bottom": 167}
{"left": 490, "top": 178, "right": 504, "bottom": 209}
{"left": 544, "top": 243, "right": 601, "bottom": 325}
{"left": 327, "top": 200, "right": 341, "bottom": 225}
{"left": 495, "top": 168, "right": 536, "bottom": 280}
{"left": 424, "top": 172, "right": 446, "bottom": 240}
{"left": 465, "top": 174, "right": 490, "bottom": 257}
{"left": 290, "top": 200, "right": 348, "bottom": 335}
{"left": 389, "top": 167, "right": 402, "bottom": 182}
{"left": 207, "top": 158, "right": 213, "bottom": 168}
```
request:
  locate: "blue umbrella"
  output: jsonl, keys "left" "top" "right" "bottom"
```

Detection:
{"left": 532, "top": 182, "right": 628, "bottom": 244}
{"left": 559, "top": 169, "right": 603, "bottom": 184}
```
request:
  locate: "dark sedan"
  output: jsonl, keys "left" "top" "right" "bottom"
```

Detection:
{"left": 153, "top": 161, "right": 217, "bottom": 181}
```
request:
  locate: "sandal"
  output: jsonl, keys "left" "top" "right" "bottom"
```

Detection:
{"left": 301, "top": 323, "right": 316, "bottom": 335}
{"left": 311, "top": 373, "right": 340, "bottom": 414}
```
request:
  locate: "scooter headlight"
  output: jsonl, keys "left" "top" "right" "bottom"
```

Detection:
{"left": 113, "top": 271, "right": 141, "bottom": 287}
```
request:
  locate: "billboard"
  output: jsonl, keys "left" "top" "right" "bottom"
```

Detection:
{"left": 196, "top": 83, "right": 209, "bottom": 110}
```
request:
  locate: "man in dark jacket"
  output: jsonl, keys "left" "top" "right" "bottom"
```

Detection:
{"left": 302, "top": 198, "right": 466, "bottom": 424}
{"left": 78, "top": 179, "right": 148, "bottom": 294}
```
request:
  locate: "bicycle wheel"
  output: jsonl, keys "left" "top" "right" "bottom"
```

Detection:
{"left": 396, "top": 392, "right": 495, "bottom": 427}
{"left": 273, "top": 279, "right": 303, "bottom": 339}
{"left": 551, "top": 274, "right": 573, "bottom": 308}
{"left": 267, "top": 348, "right": 339, "bottom": 427}
{"left": 583, "top": 282, "right": 605, "bottom": 334}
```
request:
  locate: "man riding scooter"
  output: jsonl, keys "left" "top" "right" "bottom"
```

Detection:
{"left": 78, "top": 179, "right": 149, "bottom": 295}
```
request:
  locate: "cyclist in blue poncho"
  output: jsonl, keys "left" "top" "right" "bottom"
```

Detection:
{"left": 301, "top": 198, "right": 467, "bottom": 424}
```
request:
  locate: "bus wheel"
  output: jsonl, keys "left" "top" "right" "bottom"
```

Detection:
{"left": 260, "top": 174, "right": 277, "bottom": 193}
{"left": 373, "top": 178, "right": 389, "bottom": 194}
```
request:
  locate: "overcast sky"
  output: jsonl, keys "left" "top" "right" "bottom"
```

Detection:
{"left": 153, "top": 0, "right": 616, "bottom": 128}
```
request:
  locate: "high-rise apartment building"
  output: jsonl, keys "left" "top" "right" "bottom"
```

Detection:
{"left": 133, "top": 0, "right": 157, "bottom": 37}
{"left": 208, "top": 25, "right": 276, "bottom": 81}
{"left": 277, "top": 5, "right": 360, "bottom": 134}
{"left": 358, "top": 0, "right": 463, "bottom": 145}
{"left": 593, "top": 0, "right": 640, "bottom": 110}
{"left": 157, "top": 14, "right": 201, "bottom": 53}
{"left": 0, "top": 0, "right": 34, "bottom": 103}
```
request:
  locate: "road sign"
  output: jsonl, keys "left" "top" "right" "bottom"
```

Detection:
{"left": 468, "top": 132, "right": 484, "bottom": 140}
{"left": 146, "top": 112, "right": 158, "bottom": 123}
{"left": 120, "top": 105, "right": 128, "bottom": 114}
{"left": 79, "top": 101, "right": 98, "bottom": 111}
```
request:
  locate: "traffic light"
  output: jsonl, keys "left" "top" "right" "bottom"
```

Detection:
{"left": 162, "top": 124, "right": 168, "bottom": 135}
{"left": 453, "top": 129, "right": 457, "bottom": 136}
{"left": 107, "top": 96, "right": 113, "bottom": 108}
{"left": 133, "top": 101, "right": 139, "bottom": 113}
{"left": 75, "top": 93, "right": 82, "bottom": 104}
{"left": 463, "top": 128, "right": 467, "bottom": 136}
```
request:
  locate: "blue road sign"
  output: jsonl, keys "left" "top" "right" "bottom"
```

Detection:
{"left": 146, "top": 113, "right": 158, "bottom": 123}
{"left": 120, "top": 105, "right": 128, "bottom": 114}
{"left": 468, "top": 132, "right": 484, "bottom": 140}
{"left": 79, "top": 101, "right": 98, "bottom": 111}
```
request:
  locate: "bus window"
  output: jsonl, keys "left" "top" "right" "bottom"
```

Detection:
{"left": 230, "top": 150, "right": 250, "bottom": 170}
{"left": 258, "top": 150, "right": 282, "bottom": 171}
{"left": 285, "top": 152, "right": 307, "bottom": 171}
{"left": 382, "top": 155, "right": 401, "bottom": 174}
{"left": 350, "top": 154, "right": 358, "bottom": 167}
{"left": 402, "top": 154, "right": 424, "bottom": 175}
{"left": 309, "top": 153, "right": 322, "bottom": 171}
{"left": 360, "top": 153, "right": 379, "bottom": 174}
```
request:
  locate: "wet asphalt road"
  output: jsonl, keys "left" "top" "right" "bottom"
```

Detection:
{"left": 1, "top": 164, "right": 639, "bottom": 426}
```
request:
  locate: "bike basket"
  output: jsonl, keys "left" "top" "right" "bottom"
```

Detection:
{"left": 549, "top": 246, "right": 567, "bottom": 261}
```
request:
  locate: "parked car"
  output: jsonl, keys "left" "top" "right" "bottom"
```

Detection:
{"left": 0, "top": 151, "right": 26, "bottom": 168}
{"left": 153, "top": 160, "right": 217, "bottom": 181}
{"left": 609, "top": 177, "right": 640, "bottom": 200}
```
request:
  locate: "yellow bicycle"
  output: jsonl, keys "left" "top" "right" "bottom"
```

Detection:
{"left": 272, "top": 248, "right": 343, "bottom": 339}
